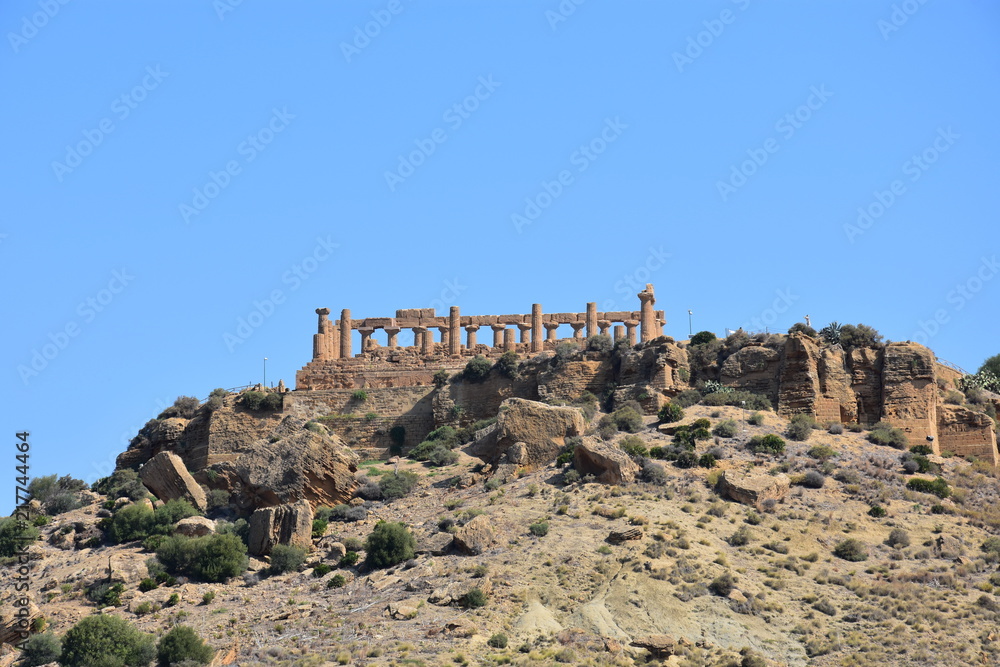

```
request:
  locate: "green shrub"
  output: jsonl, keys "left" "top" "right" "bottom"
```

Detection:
{"left": 433, "top": 369, "right": 450, "bottom": 387}
{"left": 488, "top": 633, "right": 509, "bottom": 649}
{"left": 618, "top": 435, "right": 647, "bottom": 458}
{"left": 981, "top": 537, "right": 1000, "bottom": 558}
{"left": 269, "top": 544, "right": 307, "bottom": 575}
{"left": 495, "top": 351, "right": 520, "bottom": 378}
{"left": 428, "top": 446, "right": 459, "bottom": 467}
{"left": 788, "top": 322, "right": 818, "bottom": 337}
{"left": 702, "top": 390, "right": 772, "bottom": 411}
{"left": 87, "top": 582, "right": 124, "bottom": 608}
{"left": 239, "top": 391, "right": 283, "bottom": 411}
{"left": 138, "top": 578, "right": 158, "bottom": 592}
{"left": 528, "top": 521, "right": 549, "bottom": 537}
{"left": 910, "top": 444, "right": 933, "bottom": 455}
{"left": 462, "top": 587, "right": 488, "bottom": 608}
{"left": 206, "top": 388, "right": 229, "bottom": 411}
{"left": 0, "top": 517, "right": 40, "bottom": 557}
{"left": 312, "top": 519, "right": 328, "bottom": 538}
{"left": 351, "top": 389, "right": 368, "bottom": 401}
{"left": 379, "top": 471, "right": 419, "bottom": 500}
{"left": 748, "top": 412, "right": 764, "bottom": 426}
{"left": 463, "top": 355, "right": 492, "bottom": 382}
{"left": 886, "top": 528, "right": 910, "bottom": 549}
{"left": 157, "top": 625, "right": 214, "bottom": 666}
{"left": 61, "top": 614, "right": 155, "bottom": 667}
{"left": 201, "top": 590, "right": 215, "bottom": 605}
{"left": 712, "top": 420, "right": 737, "bottom": 438}
{"left": 690, "top": 331, "right": 717, "bottom": 346}
{"left": 328, "top": 573, "right": 347, "bottom": 588}
{"left": 867, "top": 505, "right": 887, "bottom": 518}
{"left": 728, "top": 526, "right": 752, "bottom": 547}
{"left": 801, "top": 471, "right": 826, "bottom": 489}
{"left": 906, "top": 477, "right": 951, "bottom": 498}
{"left": 674, "top": 451, "right": 698, "bottom": 469}
{"left": 709, "top": 571, "right": 736, "bottom": 596}
{"left": 785, "top": 414, "right": 816, "bottom": 441}
{"left": 364, "top": 522, "right": 416, "bottom": 569}
{"left": 657, "top": 402, "right": 684, "bottom": 424}
{"left": 92, "top": 469, "right": 148, "bottom": 501}
{"left": 156, "top": 533, "right": 248, "bottom": 582}
{"left": 838, "top": 323, "right": 883, "bottom": 349}
{"left": 612, "top": 407, "right": 643, "bottom": 432}
{"left": 748, "top": 434, "right": 785, "bottom": 455}
{"left": 22, "top": 632, "right": 62, "bottom": 667}
{"left": 698, "top": 453, "right": 717, "bottom": 468}
{"left": 833, "top": 538, "right": 868, "bottom": 562}
{"left": 339, "top": 551, "right": 359, "bottom": 567}
{"left": 166, "top": 593, "right": 180, "bottom": 607}
{"left": 672, "top": 389, "right": 701, "bottom": 408}
{"left": 807, "top": 445, "right": 836, "bottom": 461}
{"left": 868, "top": 422, "right": 908, "bottom": 449}
{"left": 586, "top": 334, "right": 613, "bottom": 353}
{"left": 312, "top": 563, "right": 333, "bottom": 578}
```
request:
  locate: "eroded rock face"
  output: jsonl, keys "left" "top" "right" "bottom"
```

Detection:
{"left": 938, "top": 405, "right": 998, "bottom": 465}
{"left": 719, "top": 469, "right": 790, "bottom": 508}
{"left": 881, "top": 343, "right": 938, "bottom": 443}
{"left": 468, "top": 398, "right": 585, "bottom": 471}
{"left": 139, "top": 452, "right": 207, "bottom": 511}
{"left": 573, "top": 438, "right": 640, "bottom": 485}
{"left": 452, "top": 515, "right": 495, "bottom": 556}
{"left": 214, "top": 421, "right": 359, "bottom": 511}
{"left": 248, "top": 499, "right": 313, "bottom": 556}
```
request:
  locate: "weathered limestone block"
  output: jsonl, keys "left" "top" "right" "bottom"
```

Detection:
{"left": 174, "top": 516, "right": 216, "bottom": 537}
{"left": 937, "top": 405, "right": 998, "bottom": 465}
{"left": 108, "top": 553, "right": 148, "bottom": 585}
{"left": 607, "top": 527, "right": 643, "bottom": 543}
{"left": 248, "top": 499, "right": 313, "bottom": 556}
{"left": 631, "top": 635, "right": 676, "bottom": 659}
{"left": 849, "top": 347, "right": 883, "bottom": 426}
{"left": 720, "top": 345, "right": 781, "bottom": 400}
{"left": 468, "top": 398, "right": 585, "bottom": 471}
{"left": 777, "top": 334, "right": 822, "bottom": 417}
{"left": 719, "top": 469, "right": 790, "bottom": 508}
{"left": 139, "top": 452, "right": 207, "bottom": 511}
{"left": 573, "top": 437, "right": 640, "bottom": 485}
{"left": 881, "top": 342, "right": 938, "bottom": 443}
{"left": 452, "top": 515, "right": 495, "bottom": 555}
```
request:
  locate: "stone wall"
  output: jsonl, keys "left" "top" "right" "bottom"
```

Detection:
{"left": 937, "top": 405, "right": 998, "bottom": 464}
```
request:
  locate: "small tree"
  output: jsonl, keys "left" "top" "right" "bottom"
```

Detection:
{"left": 157, "top": 625, "right": 214, "bottom": 666}
{"left": 657, "top": 402, "right": 684, "bottom": 423}
{"left": 690, "top": 331, "right": 717, "bottom": 346}
{"left": 61, "top": 614, "right": 156, "bottom": 667}
{"left": 462, "top": 356, "right": 492, "bottom": 382}
{"left": 22, "top": 632, "right": 62, "bottom": 667}
{"left": 269, "top": 544, "right": 307, "bottom": 574}
{"left": 0, "top": 517, "right": 40, "bottom": 558}
{"left": 494, "top": 351, "right": 520, "bottom": 378}
{"left": 364, "top": 522, "right": 416, "bottom": 569}
{"left": 586, "top": 334, "right": 613, "bottom": 353}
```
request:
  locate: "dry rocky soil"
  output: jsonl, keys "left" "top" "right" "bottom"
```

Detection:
{"left": 6, "top": 405, "right": 1000, "bottom": 667}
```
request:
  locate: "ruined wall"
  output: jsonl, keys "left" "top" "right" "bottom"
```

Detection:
{"left": 937, "top": 405, "right": 998, "bottom": 465}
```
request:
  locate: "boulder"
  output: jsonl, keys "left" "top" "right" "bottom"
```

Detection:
{"left": 468, "top": 398, "right": 585, "bottom": 471}
{"left": 416, "top": 531, "right": 454, "bottom": 556}
{"left": 452, "top": 515, "right": 494, "bottom": 556}
{"left": 631, "top": 635, "right": 676, "bottom": 659}
{"left": 139, "top": 452, "right": 207, "bottom": 511}
{"left": 326, "top": 542, "right": 347, "bottom": 561}
{"left": 247, "top": 499, "right": 313, "bottom": 556}
{"left": 109, "top": 553, "right": 148, "bottom": 585}
{"left": 174, "top": 516, "right": 216, "bottom": 537}
{"left": 386, "top": 598, "right": 422, "bottom": 620}
{"left": 573, "top": 438, "right": 640, "bottom": 485}
{"left": 607, "top": 528, "right": 643, "bottom": 544}
{"left": 719, "top": 469, "right": 790, "bottom": 508}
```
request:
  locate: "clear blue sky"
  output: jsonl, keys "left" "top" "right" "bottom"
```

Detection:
{"left": 2, "top": 1, "right": 998, "bottom": 506}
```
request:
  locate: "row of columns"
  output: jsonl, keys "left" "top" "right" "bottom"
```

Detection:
{"left": 314, "top": 286, "right": 661, "bottom": 360}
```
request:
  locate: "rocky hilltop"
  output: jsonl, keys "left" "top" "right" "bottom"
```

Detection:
{"left": 4, "top": 323, "right": 1000, "bottom": 666}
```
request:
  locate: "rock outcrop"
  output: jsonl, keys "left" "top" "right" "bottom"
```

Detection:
{"left": 719, "top": 469, "right": 790, "bottom": 508}
{"left": 573, "top": 438, "right": 640, "bottom": 485}
{"left": 174, "top": 516, "right": 216, "bottom": 537}
{"left": 452, "top": 515, "right": 495, "bottom": 555}
{"left": 248, "top": 499, "right": 313, "bottom": 556}
{"left": 468, "top": 398, "right": 585, "bottom": 471}
{"left": 937, "top": 405, "right": 998, "bottom": 465}
{"left": 139, "top": 452, "right": 207, "bottom": 511}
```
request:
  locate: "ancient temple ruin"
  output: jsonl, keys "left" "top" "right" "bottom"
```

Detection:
{"left": 296, "top": 284, "right": 665, "bottom": 390}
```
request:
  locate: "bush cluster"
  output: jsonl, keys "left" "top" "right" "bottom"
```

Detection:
{"left": 701, "top": 390, "right": 772, "bottom": 411}
{"left": 269, "top": 544, "right": 307, "bottom": 575}
{"left": 106, "top": 499, "right": 199, "bottom": 544}
{"left": 92, "top": 469, "right": 148, "bottom": 501}
{"left": 60, "top": 614, "right": 156, "bottom": 667}
{"left": 833, "top": 538, "right": 868, "bottom": 562}
{"left": 748, "top": 434, "right": 785, "bottom": 455}
{"left": 785, "top": 414, "right": 816, "bottom": 441}
{"left": 364, "top": 521, "right": 416, "bottom": 569}
{"left": 316, "top": 504, "right": 367, "bottom": 523}
{"left": 906, "top": 476, "right": 951, "bottom": 498}
{"left": 239, "top": 391, "right": 282, "bottom": 411}
{"left": 867, "top": 421, "right": 908, "bottom": 449}
{"left": 379, "top": 471, "right": 419, "bottom": 500}
{"left": 657, "top": 402, "right": 684, "bottom": 423}
{"left": 462, "top": 355, "right": 492, "bottom": 382}
{"left": 27, "top": 474, "right": 88, "bottom": 515}
{"left": 0, "top": 517, "right": 40, "bottom": 558}
{"left": 155, "top": 533, "right": 248, "bottom": 582}
{"left": 712, "top": 419, "right": 737, "bottom": 438}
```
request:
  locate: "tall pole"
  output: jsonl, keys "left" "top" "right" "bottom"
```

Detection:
{"left": 687, "top": 310, "right": 693, "bottom": 337}
{"left": 263, "top": 357, "right": 268, "bottom": 388}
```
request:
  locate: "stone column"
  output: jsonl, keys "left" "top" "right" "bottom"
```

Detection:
{"left": 315, "top": 308, "right": 331, "bottom": 361}
{"left": 384, "top": 327, "right": 400, "bottom": 348}
{"left": 517, "top": 323, "right": 532, "bottom": 344}
{"left": 638, "top": 284, "right": 656, "bottom": 343}
{"left": 625, "top": 320, "right": 639, "bottom": 346}
{"left": 413, "top": 327, "right": 433, "bottom": 355}
{"left": 613, "top": 325, "right": 624, "bottom": 342}
{"left": 586, "top": 303, "right": 598, "bottom": 339}
{"left": 358, "top": 327, "right": 375, "bottom": 351}
{"left": 570, "top": 322, "right": 586, "bottom": 339}
{"left": 598, "top": 320, "right": 611, "bottom": 336}
{"left": 313, "top": 333, "right": 326, "bottom": 359}
{"left": 340, "top": 309, "right": 352, "bottom": 358}
{"left": 656, "top": 316, "right": 666, "bottom": 337}
{"left": 438, "top": 326, "right": 450, "bottom": 349}
{"left": 449, "top": 306, "right": 461, "bottom": 356}
{"left": 465, "top": 324, "right": 479, "bottom": 349}
{"left": 531, "top": 304, "right": 543, "bottom": 353}
{"left": 503, "top": 328, "right": 516, "bottom": 352}
{"left": 491, "top": 324, "right": 506, "bottom": 348}
{"left": 544, "top": 322, "right": 560, "bottom": 342}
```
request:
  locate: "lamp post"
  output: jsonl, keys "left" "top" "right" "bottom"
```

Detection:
{"left": 687, "top": 310, "right": 693, "bottom": 337}
{"left": 263, "top": 357, "right": 268, "bottom": 388}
